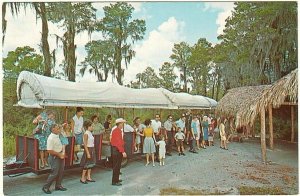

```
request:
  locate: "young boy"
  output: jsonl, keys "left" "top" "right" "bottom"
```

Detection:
{"left": 156, "top": 136, "right": 166, "bottom": 166}
{"left": 174, "top": 128, "right": 185, "bottom": 156}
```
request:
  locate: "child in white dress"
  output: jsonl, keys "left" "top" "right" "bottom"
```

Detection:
{"left": 156, "top": 136, "right": 166, "bottom": 166}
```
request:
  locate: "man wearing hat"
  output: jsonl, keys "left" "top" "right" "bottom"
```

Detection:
{"left": 110, "top": 118, "right": 127, "bottom": 186}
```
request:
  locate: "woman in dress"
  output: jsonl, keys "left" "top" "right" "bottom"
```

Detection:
{"left": 80, "top": 120, "right": 96, "bottom": 184}
{"left": 220, "top": 117, "right": 228, "bottom": 150}
{"left": 202, "top": 116, "right": 209, "bottom": 148}
{"left": 140, "top": 119, "right": 156, "bottom": 167}
{"left": 33, "top": 110, "right": 55, "bottom": 169}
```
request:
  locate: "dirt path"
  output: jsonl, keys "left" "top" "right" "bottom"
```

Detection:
{"left": 3, "top": 138, "right": 298, "bottom": 195}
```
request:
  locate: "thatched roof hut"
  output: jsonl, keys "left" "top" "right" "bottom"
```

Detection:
{"left": 216, "top": 68, "right": 298, "bottom": 163}
{"left": 216, "top": 68, "right": 298, "bottom": 128}
{"left": 215, "top": 85, "right": 270, "bottom": 126}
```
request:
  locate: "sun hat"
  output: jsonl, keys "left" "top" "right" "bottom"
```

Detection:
{"left": 115, "top": 118, "right": 126, "bottom": 124}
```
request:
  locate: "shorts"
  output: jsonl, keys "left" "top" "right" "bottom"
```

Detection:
{"left": 208, "top": 136, "right": 213, "bottom": 142}
{"left": 176, "top": 139, "right": 183, "bottom": 147}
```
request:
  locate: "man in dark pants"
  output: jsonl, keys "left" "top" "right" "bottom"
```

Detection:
{"left": 42, "top": 124, "right": 67, "bottom": 194}
{"left": 110, "top": 118, "right": 127, "bottom": 186}
{"left": 164, "top": 115, "right": 174, "bottom": 156}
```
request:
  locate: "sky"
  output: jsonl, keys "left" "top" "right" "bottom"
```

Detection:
{"left": 2, "top": 1, "right": 235, "bottom": 84}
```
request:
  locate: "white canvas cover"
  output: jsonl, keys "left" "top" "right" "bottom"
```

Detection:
{"left": 16, "top": 71, "right": 217, "bottom": 109}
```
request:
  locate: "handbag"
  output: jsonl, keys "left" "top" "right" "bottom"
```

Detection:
{"left": 74, "top": 144, "right": 81, "bottom": 152}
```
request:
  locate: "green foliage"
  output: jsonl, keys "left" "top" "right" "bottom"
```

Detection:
{"left": 188, "top": 38, "right": 213, "bottom": 96}
{"left": 137, "top": 66, "right": 161, "bottom": 88}
{"left": 159, "top": 62, "right": 178, "bottom": 92}
{"left": 170, "top": 41, "right": 191, "bottom": 92}
{"left": 80, "top": 40, "right": 114, "bottom": 81}
{"left": 3, "top": 46, "right": 44, "bottom": 78}
{"left": 3, "top": 79, "right": 38, "bottom": 157}
{"left": 47, "top": 2, "right": 97, "bottom": 81}
{"left": 218, "top": 2, "right": 297, "bottom": 91}
{"left": 97, "top": 2, "right": 146, "bottom": 85}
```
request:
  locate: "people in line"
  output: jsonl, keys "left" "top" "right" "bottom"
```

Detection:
{"left": 110, "top": 118, "right": 127, "bottom": 186}
{"left": 163, "top": 115, "right": 175, "bottom": 156}
{"left": 33, "top": 110, "right": 56, "bottom": 169}
{"left": 220, "top": 117, "right": 228, "bottom": 150}
{"left": 175, "top": 114, "right": 186, "bottom": 139}
{"left": 133, "top": 117, "right": 144, "bottom": 153}
{"left": 104, "top": 114, "right": 112, "bottom": 133}
{"left": 91, "top": 114, "right": 105, "bottom": 135}
{"left": 71, "top": 107, "right": 84, "bottom": 162}
{"left": 184, "top": 110, "right": 192, "bottom": 145}
{"left": 42, "top": 123, "right": 67, "bottom": 194}
{"left": 195, "top": 115, "right": 201, "bottom": 149}
{"left": 141, "top": 119, "right": 156, "bottom": 166}
{"left": 202, "top": 116, "right": 209, "bottom": 147}
{"left": 151, "top": 114, "right": 162, "bottom": 162}
{"left": 174, "top": 127, "right": 185, "bottom": 156}
{"left": 36, "top": 110, "right": 236, "bottom": 193}
{"left": 156, "top": 136, "right": 166, "bottom": 166}
{"left": 80, "top": 120, "right": 96, "bottom": 184}
{"left": 189, "top": 115, "right": 198, "bottom": 153}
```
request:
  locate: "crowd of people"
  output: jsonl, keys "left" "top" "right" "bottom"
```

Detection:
{"left": 32, "top": 107, "right": 235, "bottom": 194}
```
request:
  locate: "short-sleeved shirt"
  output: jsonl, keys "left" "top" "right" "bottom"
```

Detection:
{"left": 175, "top": 132, "right": 185, "bottom": 140}
{"left": 164, "top": 120, "right": 173, "bottom": 131}
{"left": 85, "top": 130, "right": 95, "bottom": 147}
{"left": 47, "top": 133, "right": 63, "bottom": 153}
{"left": 138, "top": 124, "right": 146, "bottom": 132}
{"left": 124, "top": 124, "right": 134, "bottom": 132}
{"left": 176, "top": 119, "right": 185, "bottom": 131}
{"left": 92, "top": 122, "right": 105, "bottom": 134}
{"left": 191, "top": 121, "right": 198, "bottom": 134}
{"left": 144, "top": 127, "right": 154, "bottom": 137}
{"left": 73, "top": 115, "right": 83, "bottom": 134}
{"left": 151, "top": 120, "right": 161, "bottom": 133}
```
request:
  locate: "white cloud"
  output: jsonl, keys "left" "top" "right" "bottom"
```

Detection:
{"left": 203, "top": 2, "right": 235, "bottom": 35}
{"left": 123, "top": 17, "right": 185, "bottom": 84}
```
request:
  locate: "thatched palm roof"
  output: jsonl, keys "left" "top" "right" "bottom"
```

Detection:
{"left": 216, "top": 68, "right": 298, "bottom": 128}
{"left": 216, "top": 85, "right": 270, "bottom": 117}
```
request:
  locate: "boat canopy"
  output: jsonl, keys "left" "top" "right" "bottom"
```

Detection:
{"left": 16, "top": 71, "right": 217, "bottom": 109}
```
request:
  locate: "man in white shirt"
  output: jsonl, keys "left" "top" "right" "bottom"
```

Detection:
{"left": 151, "top": 114, "right": 162, "bottom": 162}
{"left": 42, "top": 124, "right": 67, "bottom": 194}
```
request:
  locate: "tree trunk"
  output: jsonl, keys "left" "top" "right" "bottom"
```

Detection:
{"left": 260, "top": 108, "right": 267, "bottom": 164}
{"left": 39, "top": 3, "right": 51, "bottom": 77}
{"left": 116, "top": 41, "right": 123, "bottom": 85}
{"left": 268, "top": 104, "right": 274, "bottom": 150}
{"left": 212, "top": 75, "right": 216, "bottom": 99}
{"left": 66, "top": 24, "right": 76, "bottom": 82}
{"left": 291, "top": 106, "right": 295, "bottom": 142}
{"left": 216, "top": 74, "right": 221, "bottom": 101}
{"left": 252, "top": 119, "right": 256, "bottom": 138}
{"left": 183, "top": 65, "right": 187, "bottom": 92}
{"left": 2, "top": 3, "right": 7, "bottom": 44}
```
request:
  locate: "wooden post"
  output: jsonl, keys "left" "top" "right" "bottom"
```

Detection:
{"left": 260, "top": 108, "right": 267, "bottom": 164}
{"left": 268, "top": 104, "right": 274, "bottom": 150}
{"left": 291, "top": 106, "right": 295, "bottom": 142}
{"left": 252, "top": 119, "right": 256, "bottom": 138}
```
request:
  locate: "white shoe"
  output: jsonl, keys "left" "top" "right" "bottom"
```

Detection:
{"left": 152, "top": 163, "right": 155, "bottom": 167}
{"left": 145, "top": 162, "right": 149, "bottom": 166}
{"left": 162, "top": 162, "right": 165, "bottom": 166}
{"left": 160, "top": 162, "right": 162, "bottom": 166}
